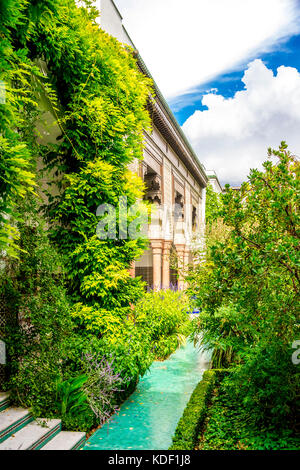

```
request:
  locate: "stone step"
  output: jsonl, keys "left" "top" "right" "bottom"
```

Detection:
{"left": 41, "top": 431, "right": 86, "bottom": 450}
{"left": 0, "top": 392, "right": 10, "bottom": 412}
{"left": 0, "top": 407, "right": 33, "bottom": 443}
{"left": 0, "top": 418, "right": 61, "bottom": 450}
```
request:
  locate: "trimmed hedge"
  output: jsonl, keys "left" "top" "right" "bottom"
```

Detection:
{"left": 169, "top": 370, "right": 217, "bottom": 450}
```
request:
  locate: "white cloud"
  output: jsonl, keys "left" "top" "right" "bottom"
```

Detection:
{"left": 182, "top": 60, "right": 300, "bottom": 185}
{"left": 114, "top": 0, "right": 300, "bottom": 98}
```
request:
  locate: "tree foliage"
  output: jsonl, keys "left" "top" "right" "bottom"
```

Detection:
{"left": 0, "top": 0, "right": 37, "bottom": 255}
{"left": 26, "top": 0, "right": 152, "bottom": 317}
{"left": 205, "top": 182, "right": 223, "bottom": 226}
{"left": 190, "top": 143, "right": 299, "bottom": 427}
{"left": 1, "top": 0, "right": 153, "bottom": 317}
{"left": 2, "top": 196, "right": 73, "bottom": 416}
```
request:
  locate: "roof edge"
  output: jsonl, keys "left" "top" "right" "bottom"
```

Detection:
{"left": 136, "top": 53, "right": 208, "bottom": 186}
{"left": 110, "top": 0, "right": 123, "bottom": 20}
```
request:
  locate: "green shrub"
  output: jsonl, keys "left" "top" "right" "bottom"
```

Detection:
{"left": 134, "top": 290, "right": 191, "bottom": 359}
{"left": 199, "top": 372, "right": 300, "bottom": 450}
{"left": 2, "top": 197, "right": 73, "bottom": 417}
{"left": 55, "top": 374, "right": 96, "bottom": 432}
{"left": 191, "top": 304, "right": 244, "bottom": 369}
{"left": 69, "top": 309, "right": 153, "bottom": 380}
{"left": 169, "top": 370, "right": 217, "bottom": 450}
{"left": 8, "top": 350, "right": 63, "bottom": 416}
{"left": 55, "top": 375, "right": 89, "bottom": 417}
{"left": 61, "top": 411, "right": 95, "bottom": 433}
{"left": 153, "top": 334, "right": 179, "bottom": 360}
{"left": 69, "top": 290, "right": 192, "bottom": 391}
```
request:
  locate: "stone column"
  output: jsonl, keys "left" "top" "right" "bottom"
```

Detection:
{"left": 151, "top": 240, "right": 163, "bottom": 291}
{"left": 175, "top": 243, "right": 185, "bottom": 290}
{"left": 162, "top": 241, "right": 172, "bottom": 290}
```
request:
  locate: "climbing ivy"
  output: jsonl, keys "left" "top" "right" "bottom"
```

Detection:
{"left": 0, "top": 0, "right": 154, "bottom": 425}
{"left": 1, "top": 0, "right": 153, "bottom": 319}
{"left": 28, "top": 0, "right": 152, "bottom": 320}
{"left": 0, "top": 0, "right": 36, "bottom": 256}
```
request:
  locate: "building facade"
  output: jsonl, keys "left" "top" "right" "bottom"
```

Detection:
{"left": 98, "top": 0, "right": 208, "bottom": 290}
{"left": 206, "top": 170, "right": 223, "bottom": 194}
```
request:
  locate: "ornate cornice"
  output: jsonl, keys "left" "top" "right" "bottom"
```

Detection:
{"left": 136, "top": 53, "right": 208, "bottom": 189}
{"left": 147, "top": 99, "right": 207, "bottom": 188}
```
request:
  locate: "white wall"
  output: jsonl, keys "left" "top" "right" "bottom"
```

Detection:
{"left": 206, "top": 171, "right": 223, "bottom": 193}
{"left": 97, "top": 0, "right": 134, "bottom": 46}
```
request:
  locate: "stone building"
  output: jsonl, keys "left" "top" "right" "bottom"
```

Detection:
{"left": 206, "top": 170, "right": 223, "bottom": 194}
{"left": 98, "top": 0, "right": 209, "bottom": 290}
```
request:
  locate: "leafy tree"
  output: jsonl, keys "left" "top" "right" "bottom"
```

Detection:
{"left": 205, "top": 183, "right": 223, "bottom": 226}
{"left": 190, "top": 143, "right": 299, "bottom": 427}
{"left": 202, "top": 183, "right": 230, "bottom": 258}
{"left": 0, "top": 0, "right": 36, "bottom": 256}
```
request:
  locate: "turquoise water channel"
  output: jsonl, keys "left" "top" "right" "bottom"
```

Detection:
{"left": 84, "top": 341, "right": 210, "bottom": 450}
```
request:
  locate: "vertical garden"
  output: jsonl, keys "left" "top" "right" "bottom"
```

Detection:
{"left": 0, "top": 0, "right": 191, "bottom": 431}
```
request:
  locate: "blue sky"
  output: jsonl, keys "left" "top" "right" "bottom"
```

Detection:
{"left": 172, "top": 33, "right": 300, "bottom": 125}
{"left": 115, "top": 0, "right": 300, "bottom": 185}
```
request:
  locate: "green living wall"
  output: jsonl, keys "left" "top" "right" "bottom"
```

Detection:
{"left": 1, "top": 0, "right": 152, "bottom": 294}
{"left": 0, "top": 0, "right": 155, "bottom": 429}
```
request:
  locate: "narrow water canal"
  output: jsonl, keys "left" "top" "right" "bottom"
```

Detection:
{"left": 84, "top": 341, "right": 210, "bottom": 450}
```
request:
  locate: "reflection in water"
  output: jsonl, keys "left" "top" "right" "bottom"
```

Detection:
{"left": 84, "top": 341, "right": 211, "bottom": 450}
